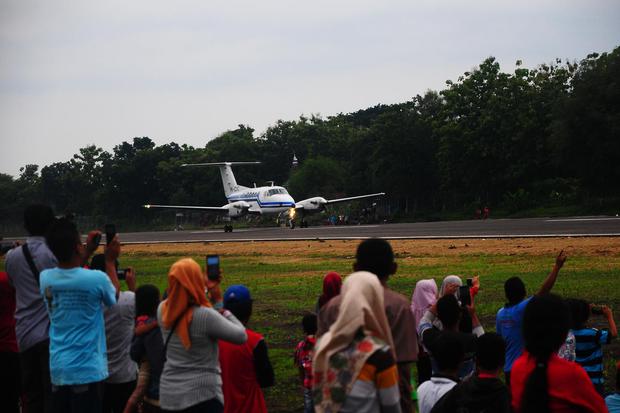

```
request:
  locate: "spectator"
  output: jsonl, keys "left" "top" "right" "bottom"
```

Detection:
{"left": 317, "top": 238, "right": 418, "bottom": 413}
{"left": 157, "top": 258, "right": 247, "bottom": 413}
{"left": 430, "top": 332, "right": 511, "bottom": 413}
{"left": 40, "top": 218, "right": 121, "bottom": 413}
{"left": 511, "top": 294, "right": 606, "bottom": 413}
{"left": 89, "top": 254, "right": 138, "bottom": 413}
{"left": 218, "top": 284, "right": 274, "bottom": 413}
{"left": 606, "top": 361, "right": 620, "bottom": 412}
{"left": 417, "top": 331, "right": 464, "bottom": 413}
{"left": 313, "top": 271, "right": 401, "bottom": 413}
{"left": 410, "top": 279, "right": 438, "bottom": 384}
{"left": 567, "top": 298, "right": 617, "bottom": 394}
{"left": 495, "top": 250, "right": 567, "bottom": 386}
{"left": 294, "top": 313, "right": 317, "bottom": 413}
{"left": 316, "top": 271, "right": 342, "bottom": 312}
{"left": 5, "top": 204, "right": 57, "bottom": 413}
{"left": 125, "top": 284, "right": 164, "bottom": 413}
{"left": 0, "top": 268, "right": 20, "bottom": 413}
{"left": 418, "top": 294, "right": 483, "bottom": 379}
{"left": 438, "top": 275, "right": 479, "bottom": 334}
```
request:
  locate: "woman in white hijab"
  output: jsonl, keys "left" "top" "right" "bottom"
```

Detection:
{"left": 312, "top": 272, "right": 401, "bottom": 413}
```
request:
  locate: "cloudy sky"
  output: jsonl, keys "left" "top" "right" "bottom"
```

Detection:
{"left": 1, "top": 0, "right": 619, "bottom": 177}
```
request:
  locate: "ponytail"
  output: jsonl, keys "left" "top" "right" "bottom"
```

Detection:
{"left": 520, "top": 354, "right": 551, "bottom": 413}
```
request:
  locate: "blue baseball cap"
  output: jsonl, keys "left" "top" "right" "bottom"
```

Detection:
{"left": 223, "top": 285, "right": 252, "bottom": 306}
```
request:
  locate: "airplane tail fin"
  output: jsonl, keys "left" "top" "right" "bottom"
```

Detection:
{"left": 181, "top": 162, "right": 260, "bottom": 197}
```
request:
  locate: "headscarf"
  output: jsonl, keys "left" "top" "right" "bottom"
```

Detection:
{"left": 318, "top": 271, "right": 342, "bottom": 309}
{"left": 160, "top": 258, "right": 211, "bottom": 349}
{"left": 439, "top": 275, "right": 463, "bottom": 298}
{"left": 410, "top": 279, "right": 438, "bottom": 330}
{"left": 312, "top": 271, "right": 395, "bottom": 413}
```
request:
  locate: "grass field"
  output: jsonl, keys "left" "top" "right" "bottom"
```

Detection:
{"left": 3, "top": 236, "right": 620, "bottom": 411}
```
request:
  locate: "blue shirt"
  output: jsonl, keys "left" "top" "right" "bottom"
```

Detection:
{"left": 572, "top": 327, "right": 611, "bottom": 385}
{"left": 40, "top": 267, "right": 116, "bottom": 385}
{"left": 606, "top": 393, "right": 620, "bottom": 413}
{"left": 496, "top": 296, "right": 532, "bottom": 372}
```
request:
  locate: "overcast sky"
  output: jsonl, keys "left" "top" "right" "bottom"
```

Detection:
{"left": 1, "top": 0, "right": 619, "bottom": 177}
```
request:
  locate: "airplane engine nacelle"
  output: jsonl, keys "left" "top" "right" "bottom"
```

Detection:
{"left": 225, "top": 201, "right": 251, "bottom": 217}
{"left": 298, "top": 197, "right": 328, "bottom": 212}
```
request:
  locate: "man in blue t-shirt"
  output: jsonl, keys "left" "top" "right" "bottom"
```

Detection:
{"left": 40, "top": 218, "right": 121, "bottom": 413}
{"left": 495, "top": 250, "right": 567, "bottom": 386}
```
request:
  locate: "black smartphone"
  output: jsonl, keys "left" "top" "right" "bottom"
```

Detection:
{"left": 206, "top": 255, "right": 220, "bottom": 280}
{"left": 591, "top": 306, "right": 604, "bottom": 315}
{"left": 105, "top": 224, "right": 116, "bottom": 245}
{"left": 466, "top": 278, "right": 473, "bottom": 287}
{"left": 459, "top": 285, "right": 471, "bottom": 306}
{"left": 92, "top": 233, "right": 102, "bottom": 247}
{"left": 116, "top": 268, "right": 128, "bottom": 280}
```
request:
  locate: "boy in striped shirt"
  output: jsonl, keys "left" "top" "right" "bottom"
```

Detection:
{"left": 567, "top": 298, "right": 617, "bottom": 394}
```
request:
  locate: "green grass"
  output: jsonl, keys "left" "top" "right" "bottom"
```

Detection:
{"left": 3, "top": 246, "right": 619, "bottom": 411}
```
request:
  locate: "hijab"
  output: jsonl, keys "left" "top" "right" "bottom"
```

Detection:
{"left": 160, "top": 258, "right": 211, "bottom": 349}
{"left": 410, "top": 279, "right": 438, "bottom": 330}
{"left": 312, "top": 271, "right": 394, "bottom": 413}
{"left": 318, "top": 271, "right": 342, "bottom": 309}
{"left": 439, "top": 275, "right": 463, "bottom": 298}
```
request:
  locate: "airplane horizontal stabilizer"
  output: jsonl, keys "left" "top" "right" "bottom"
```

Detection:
{"left": 143, "top": 204, "right": 228, "bottom": 214}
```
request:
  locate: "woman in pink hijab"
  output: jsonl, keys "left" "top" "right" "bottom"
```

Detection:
{"left": 410, "top": 279, "right": 438, "bottom": 385}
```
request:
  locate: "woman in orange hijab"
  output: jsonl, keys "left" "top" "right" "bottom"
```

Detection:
{"left": 157, "top": 258, "right": 247, "bottom": 413}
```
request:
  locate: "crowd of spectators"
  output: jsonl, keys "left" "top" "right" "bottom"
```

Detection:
{"left": 1, "top": 204, "right": 619, "bottom": 413}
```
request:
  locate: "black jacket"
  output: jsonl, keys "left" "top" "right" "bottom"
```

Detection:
{"left": 430, "top": 375, "right": 511, "bottom": 413}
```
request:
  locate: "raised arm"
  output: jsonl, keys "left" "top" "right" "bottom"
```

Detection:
{"left": 537, "top": 250, "right": 567, "bottom": 296}
{"left": 104, "top": 235, "right": 121, "bottom": 297}
{"left": 602, "top": 306, "right": 618, "bottom": 338}
{"left": 205, "top": 309, "right": 247, "bottom": 344}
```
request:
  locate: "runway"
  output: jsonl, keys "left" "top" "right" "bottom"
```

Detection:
{"left": 112, "top": 216, "right": 620, "bottom": 244}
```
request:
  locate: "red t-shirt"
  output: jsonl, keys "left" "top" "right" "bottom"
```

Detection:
{"left": 219, "top": 328, "right": 267, "bottom": 413}
{"left": 0, "top": 271, "right": 18, "bottom": 353}
{"left": 511, "top": 352, "right": 607, "bottom": 413}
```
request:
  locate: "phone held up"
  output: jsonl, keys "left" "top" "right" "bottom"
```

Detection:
{"left": 459, "top": 278, "right": 473, "bottom": 307}
{"left": 206, "top": 255, "right": 220, "bottom": 281}
{"left": 104, "top": 224, "right": 116, "bottom": 245}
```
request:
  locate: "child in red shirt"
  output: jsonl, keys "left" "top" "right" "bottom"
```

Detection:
{"left": 294, "top": 313, "right": 317, "bottom": 413}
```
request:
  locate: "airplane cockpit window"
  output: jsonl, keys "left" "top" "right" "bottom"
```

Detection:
{"left": 266, "top": 188, "right": 288, "bottom": 196}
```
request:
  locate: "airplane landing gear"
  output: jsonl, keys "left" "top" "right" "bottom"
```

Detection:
{"left": 224, "top": 224, "right": 233, "bottom": 233}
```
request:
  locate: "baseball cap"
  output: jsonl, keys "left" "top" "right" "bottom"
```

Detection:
{"left": 223, "top": 285, "right": 252, "bottom": 306}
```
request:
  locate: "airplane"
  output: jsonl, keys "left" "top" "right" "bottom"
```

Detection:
{"left": 144, "top": 161, "right": 385, "bottom": 232}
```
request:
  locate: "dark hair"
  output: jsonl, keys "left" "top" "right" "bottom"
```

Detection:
{"left": 355, "top": 238, "right": 394, "bottom": 279}
{"left": 45, "top": 218, "right": 80, "bottom": 263}
{"left": 135, "top": 284, "right": 160, "bottom": 317}
{"left": 566, "top": 298, "right": 589, "bottom": 329}
{"left": 302, "top": 313, "right": 317, "bottom": 335}
{"left": 476, "top": 332, "right": 506, "bottom": 371}
{"left": 616, "top": 361, "right": 620, "bottom": 391}
{"left": 504, "top": 277, "right": 527, "bottom": 305}
{"left": 521, "top": 294, "right": 570, "bottom": 413}
{"left": 433, "top": 331, "right": 465, "bottom": 372}
{"left": 436, "top": 294, "right": 461, "bottom": 329}
{"left": 24, "top": 204, "right": 56, "bottom": 236}
{"left": 225, "top": 300, "right": 252, "bottom": 324}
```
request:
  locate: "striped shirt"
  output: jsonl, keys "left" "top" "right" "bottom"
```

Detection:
{"left": 572, "top": 327, "right": 611, "bottom": 384}
{"left": 340, "top": 347, "right": 401, "bottom": 413}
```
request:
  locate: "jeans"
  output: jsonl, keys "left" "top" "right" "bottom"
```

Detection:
{"left": 303, "top": 388, "right": 314, "bottom": 413}
{"left": 20, "top": 339, "right": 52, "bottom": 413}
{"left": 0, "top": 351, "right": 21, "bottom": 413}
{"left": 51, "top": 381, "right": 103, "bottom": 413}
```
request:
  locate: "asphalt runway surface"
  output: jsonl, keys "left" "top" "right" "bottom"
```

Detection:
{"left": 107, "top": 216, "right": 620, "bottom": 244}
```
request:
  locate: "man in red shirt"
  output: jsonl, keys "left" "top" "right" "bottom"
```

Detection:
{"left": 218, "top": 285, "right": 274, "bottom": 413}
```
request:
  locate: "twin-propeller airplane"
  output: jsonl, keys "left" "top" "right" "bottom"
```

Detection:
{"left": 144, "top": 162, "right": 385, "bottom": 232}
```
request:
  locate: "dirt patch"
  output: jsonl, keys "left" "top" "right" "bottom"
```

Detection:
{"left": 121, "top": 237, "right": 620, "bottom": 257}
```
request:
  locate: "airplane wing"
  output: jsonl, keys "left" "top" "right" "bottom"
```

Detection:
{"left": 143, "top": 204, "right": 229, "bottom": 215}
{"left": 325, "top": 192, "right": 386, "bottom": 205}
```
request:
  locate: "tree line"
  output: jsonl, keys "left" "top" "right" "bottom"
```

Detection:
{"left": 1, "top": 46, "right": 618, "bottom": 232}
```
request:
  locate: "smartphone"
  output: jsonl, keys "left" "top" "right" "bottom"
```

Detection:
{"left": 459, "top": 285, "right": 471, "bottom": 307}
{"left": 116, "top": 268, "right": 129, "bottom": 280}
{"left": 105, "top": 224, "right": 116, "bottom": 245}
{"left": 591, "top": 306, "right": 604, "bottom": 315}
{"left": 466, "top": 278, "right": 473, "bottom": 287}
{"left": 206, "top": 255, "right": 220, "bottom": 281}
{"left": 92, "top": 233, "right": 102, "bottom": 247}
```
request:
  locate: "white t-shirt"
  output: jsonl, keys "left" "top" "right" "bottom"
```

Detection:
{"left": 417, "top": 376, "right": 457, "bottom": 413}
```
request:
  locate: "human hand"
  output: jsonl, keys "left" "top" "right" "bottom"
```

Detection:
{"left": 442, "top": 283, "right": 459, "bottom": 297}
{"left": 555, "top": 250, "right": 567, "bottom": 269}
{"left": 472, "top": 275, "right": 480, "bottom": 289}
{"left": 125, "top": 267, "right": 136, "bottom": 292}
{"left": 85, "top": 230, "right": 102, "bottom": 255}
{"left": 601, "top": 305, "right": 612, "bottom": 317}
{"left": 105, "top": 235, "right": 120, "bottom": 262}
{"left": 206, "top": 270, "right": 223, "bottom": 304}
